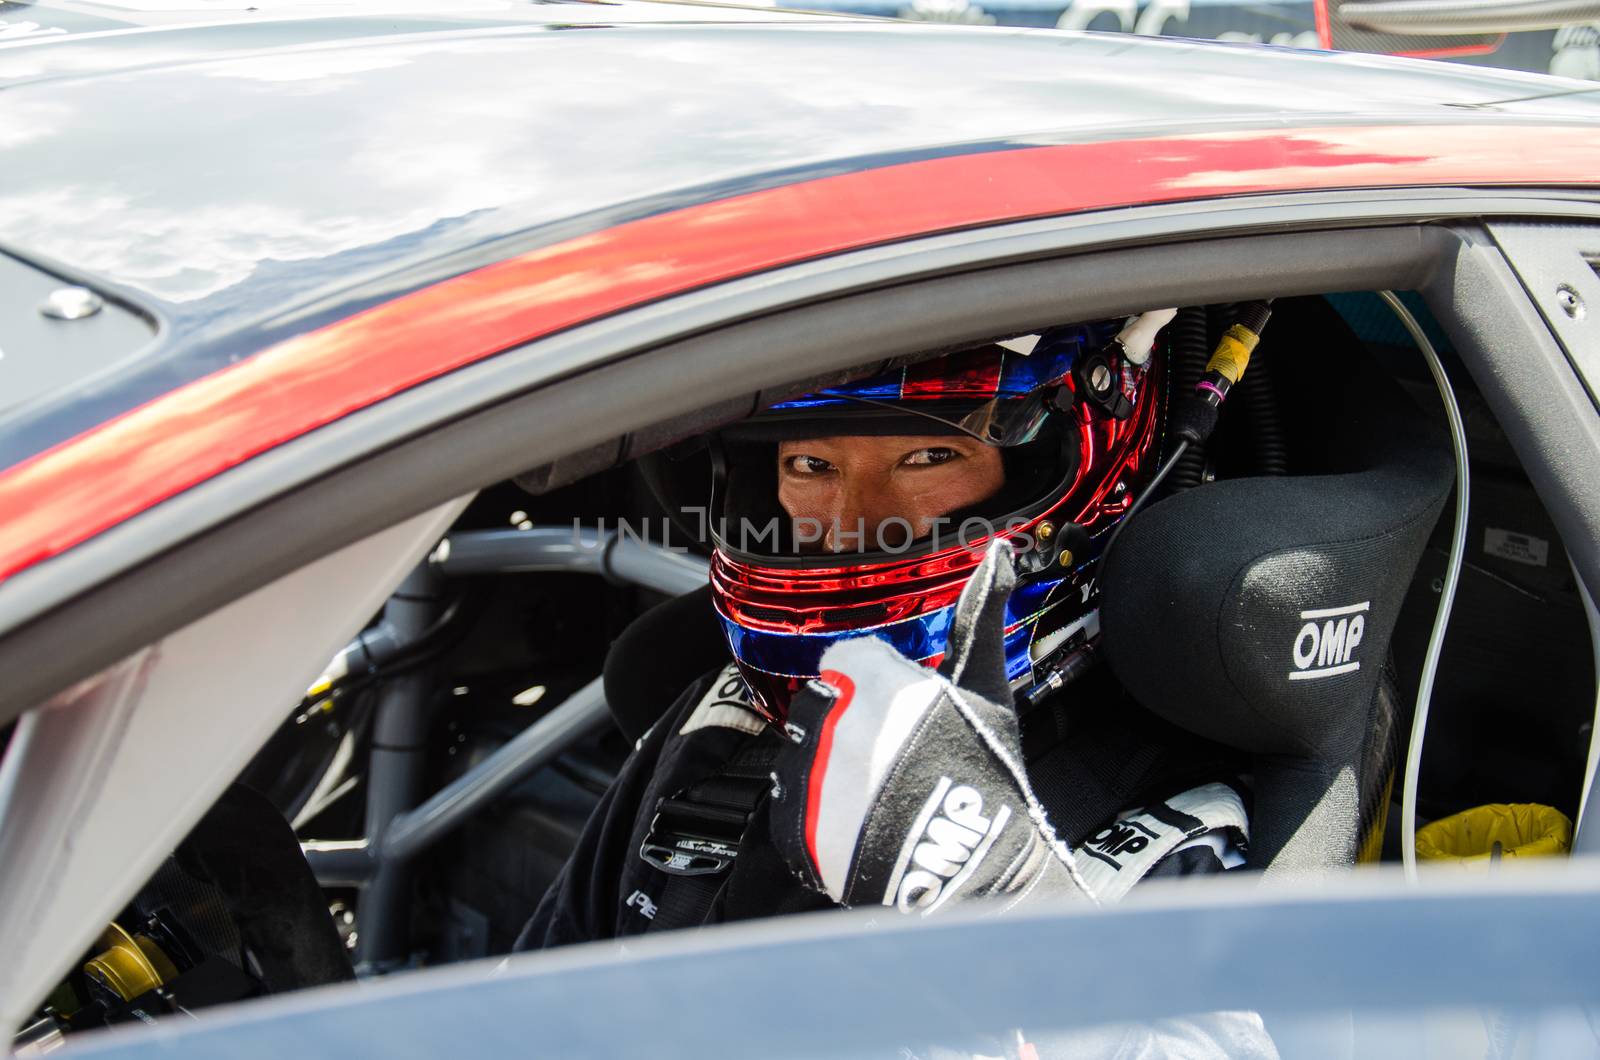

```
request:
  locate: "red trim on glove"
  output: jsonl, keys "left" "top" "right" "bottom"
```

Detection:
{"left": 805, "top": 670, "right": 857, "bottom": 878}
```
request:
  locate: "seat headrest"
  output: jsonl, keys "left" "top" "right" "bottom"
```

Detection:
{"left": 603, "top": 585, "right": 726, "bottom": 744}
{"left": 1100, "top": 353, "right": 1453, "bottom": 761}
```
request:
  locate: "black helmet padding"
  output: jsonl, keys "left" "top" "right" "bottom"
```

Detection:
{"left": 1100, "top": 344, "right": 1453, "bottom": 872}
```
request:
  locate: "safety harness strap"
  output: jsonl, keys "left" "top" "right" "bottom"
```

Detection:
{"left": 640, "top": 733, "right": 782, "bottom": 933}
{"left": 642, "top": 873, "right": 726, "bottom": 933}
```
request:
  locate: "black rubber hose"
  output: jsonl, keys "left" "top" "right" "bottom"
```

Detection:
{"left": 1238, "top": 342, "right": 1288, "bottom": 476}
{"left": 1214, "top": 300, "right": 1286, "bottom": 476}
{"left": 1208, "top": 301, "right": 1238, "bottom": 347}
{"left": 1166, "top": 306, "right": 1210, "bottom": 491}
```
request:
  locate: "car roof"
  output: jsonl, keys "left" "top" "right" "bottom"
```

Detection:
{"left": 2, "top": 2, "right": 1600, "bottom": 592}
{"left": 4, "top": 5, "right": 1597, "bottom": 336}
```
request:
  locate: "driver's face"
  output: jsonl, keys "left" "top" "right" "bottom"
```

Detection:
{"left": 776, "top": 434, "right": 1005, "bottom": 552}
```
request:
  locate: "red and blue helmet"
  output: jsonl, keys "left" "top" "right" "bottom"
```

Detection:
{"left": 707, "top": 320, "right": 1169, "bottom": 722}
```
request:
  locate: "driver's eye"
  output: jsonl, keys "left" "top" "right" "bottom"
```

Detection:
{"left": 786, "top": 455, "right": 835, "bottom": 475}
{"left": 903, "top": 446, "right": 959, "bottom": 466}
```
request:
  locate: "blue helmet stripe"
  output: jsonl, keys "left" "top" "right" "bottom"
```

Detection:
{"left": 721, "top": 577, "right": 1062, "bottom": 682}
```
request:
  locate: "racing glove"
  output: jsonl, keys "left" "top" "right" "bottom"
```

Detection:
{"left": 768, "top": 540, "right": 1097, "bottom": 915}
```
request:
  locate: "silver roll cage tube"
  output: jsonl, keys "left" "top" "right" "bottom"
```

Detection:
{"left": 300, "top": 527, "right": 707, "bottom": 972}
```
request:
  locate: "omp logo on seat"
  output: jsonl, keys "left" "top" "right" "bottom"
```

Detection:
{"left": 1289, "top": 601, "right": 1369, "bottom": 681}
{"left": 887, "top": 777, "right": 1011, "bottom": 914}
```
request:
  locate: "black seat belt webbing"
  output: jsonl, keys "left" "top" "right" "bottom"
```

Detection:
{"left": 641, "top": 734, "right": 781, "bottom": 932}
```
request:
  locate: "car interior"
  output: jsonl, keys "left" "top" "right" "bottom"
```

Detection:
{"left": 8, "top": 265, "right": 1599, "bottom": 1046}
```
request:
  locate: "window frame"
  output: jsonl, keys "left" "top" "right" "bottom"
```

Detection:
{"left": 3, "top": 191, "right": 1599, "bottom": 722}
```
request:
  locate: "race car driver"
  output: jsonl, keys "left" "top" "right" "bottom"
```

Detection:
{"left": 505, "top": 317, "right": 1280, "bottom": 1060}
{"left": 514, "top": 316, "right": 1271, "bottom": 1053}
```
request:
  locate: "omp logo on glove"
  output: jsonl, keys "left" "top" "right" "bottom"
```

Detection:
{"left": 1288, "top": 601, "right": 1368, "bottom": 681}
{"left": 1083, "top": 819, "right": 1155, "bottom": 868}
{"left": 885, "top": 777, "right": 1011, "bottom": 914}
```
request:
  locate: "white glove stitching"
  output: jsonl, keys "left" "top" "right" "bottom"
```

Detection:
{"left": 944, "top": 684, "right": 1099, "bottom": 904}
{"left": 843, "top": 637, "right": 1098, "bottom": 903}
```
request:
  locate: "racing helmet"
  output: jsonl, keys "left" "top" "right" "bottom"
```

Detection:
{"left": 706, "top": 318, "right": 1170, "bottom": 723}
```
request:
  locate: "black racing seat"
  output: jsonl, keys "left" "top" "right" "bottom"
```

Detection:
{"left": 1099, "top": 333, "right": 1453, "bottom": 872}
{"left": 603, "top": 584, "right": 727, "bottom": 745}
{"left": 604, "top": 301, "right": 1453, "bottom": 873}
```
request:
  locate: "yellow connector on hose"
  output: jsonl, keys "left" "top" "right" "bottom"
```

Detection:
{"left": 1174, "top": 300, "right": 1273, "bottom": 446}
{"left": 1206, "top": 322, "right": 1264, "bottom": 386}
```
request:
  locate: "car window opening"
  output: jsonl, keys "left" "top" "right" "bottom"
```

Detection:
{"left": 16, "top": 289, "right": 1596, "bottom": 1051}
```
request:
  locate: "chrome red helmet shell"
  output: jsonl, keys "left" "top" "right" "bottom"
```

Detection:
{"left": 709, "top": 325, "right": 1168, "bottom": 722}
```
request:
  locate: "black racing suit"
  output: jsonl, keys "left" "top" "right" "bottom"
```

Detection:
{"left": 516, "top": 661, "right": 1247, "bottom": 948}
{"left": 513, "top": 662, "right": 1277, "bottom": 1058}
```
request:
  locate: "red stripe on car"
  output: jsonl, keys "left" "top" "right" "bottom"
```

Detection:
{"left": 2, "top": 124, "right": 1598, "bottom": 585}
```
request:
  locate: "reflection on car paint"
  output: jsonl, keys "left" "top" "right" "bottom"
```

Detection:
{"left": 802, "top": 0, "right": 1600, "bottom": 80}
